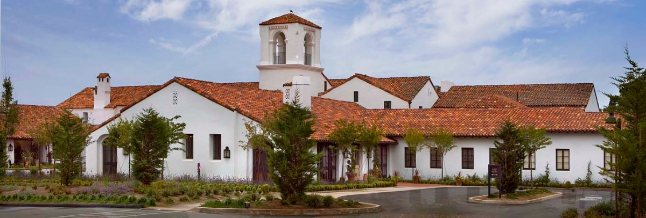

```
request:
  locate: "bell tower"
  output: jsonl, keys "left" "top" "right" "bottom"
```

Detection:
{"left": 257, "top": 12, "right": 329, "bottom": 96}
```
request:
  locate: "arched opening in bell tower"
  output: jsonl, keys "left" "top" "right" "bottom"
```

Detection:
{"left": 303, "top": 33, "right": 313, "bottom": 66}
{"left": 273, "top": 32, "right": 287, "bottom": 64}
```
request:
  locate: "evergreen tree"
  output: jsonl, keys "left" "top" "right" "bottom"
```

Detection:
{"left": 131, "top": 108, "right": 185, "bottom": 185}
{"left": 47, "top": 111, "right": 92, "bottom": 186}
{"left": 492, "top": 121, "right": 525, "bottom": 194}
{"left": 430, "top": 128, "right": 457, "bottom": 180}
{"left": 597, "top": 47, "right": 646, "bottom": 218}
{"left": 0, "top": 77, "right": 19, "bottom": 177}
{"left": 242, "top": 97, "right": 321, "bottom": 202}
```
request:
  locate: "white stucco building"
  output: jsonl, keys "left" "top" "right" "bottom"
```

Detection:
{"left": 6, "top": 12, "right": 612, "bottom": 185}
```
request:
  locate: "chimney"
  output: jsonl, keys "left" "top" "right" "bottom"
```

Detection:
{"left": 282, "top": 76, "right": 311, "bottom": 108}
{"left": 94, "top": 73, "right": 111, "bottom": 109}
{"left": 440, "top": 81, "right": 454, "bottom": 92}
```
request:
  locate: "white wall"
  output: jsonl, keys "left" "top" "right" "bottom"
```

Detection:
{"left": 71, "top": 108, "right": 120, "bottom": 125}
{"left": 321, "top": 78, "right": 409, "bottom": 109}
{"left": 585, "top": 89, "right": 600, "bottom": 112}
{"left": 410, "top": 81, "right": 439, "bottom": 109}
{"left": 259, "top": 23, "right": 321, "bottom": 67}
{"left": 85, "top": 82, "right": 256, "bottom": 179}
{"left": 258, "top": 65, "right": 327, "bottom": 96}
{"left": 6, "top": 139, "right": 14, "bottom": 165}
{"left": 389, "top": 133, "right": 607, "bottom": 183}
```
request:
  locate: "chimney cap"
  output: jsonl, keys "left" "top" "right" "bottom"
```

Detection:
{"left": 97, "top": 73, "right": 111, "bottom": 79}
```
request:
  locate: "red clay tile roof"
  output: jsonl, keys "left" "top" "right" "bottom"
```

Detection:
{"left": 328, "top": 78, "right": 350, "bottom": 87}
{"left": 58, "top": 85, "right": 162, "bottom": 109}
{"left": 322, "top": 74, "right": 433, "bottom": 103}
{"left": 460, "top": 94, "right": 528, "bottom": 109}
{"left": 434, "top": 83, "right": 594, "bottom": 108}
{"left": 97, "top": 73, "right": 110, "bottom": 78}
{"left": 8, "top": 105, "right": 66, "bottom": 139}
{"left": 361, "top": 107, "right": 612, "bottom": 137}
{"left": 260, "top": 13, "right": 322, "bottom": 29}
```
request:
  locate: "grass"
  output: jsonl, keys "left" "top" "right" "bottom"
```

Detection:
{"left": 505, "top": 188, "right": 551, "bottom": 199}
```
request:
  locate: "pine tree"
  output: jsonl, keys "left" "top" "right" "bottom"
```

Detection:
{"left": 0, "top": 77, "right": 19, "bottom": 177}
{"left": 242, "top": 96, "right": 321, "bottom": 202}
{"left": 597, "top": 47, "right": 646, "bottom": 218}
{"left": 48, "top": 111, "right": 92, "bottom": 186}
{"left": 492, "top": 121, "right": 525, "bottom": 194}
{"left": 131, "top": 108, "right": 186, "bottom": 185}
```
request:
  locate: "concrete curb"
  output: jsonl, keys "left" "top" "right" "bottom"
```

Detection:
{"left": 468, "top": 192, "right": 563, "bottom": 205}
{"left": 192, "top": 202, "right": 380, "bottom": 216}
{"left": 0, "top": 202, "right": 145, "bottom": 208}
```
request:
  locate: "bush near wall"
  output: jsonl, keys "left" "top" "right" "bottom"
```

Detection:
{"left": 0, "top": 192, "right": 155, "bottom": 206}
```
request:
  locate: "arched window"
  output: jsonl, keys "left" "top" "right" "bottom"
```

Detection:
{"left": 273, "top": 32, "right": 286, "bottom": 64}
{"left": 303, "top": 33, "right": 313, "bottom": 65}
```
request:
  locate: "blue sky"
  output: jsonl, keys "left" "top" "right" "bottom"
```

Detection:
{"left": 2, "top": 0, "right": 645, "bottom": 107}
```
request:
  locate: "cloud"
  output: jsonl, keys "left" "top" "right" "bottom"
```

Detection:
{"left": 523, "top": 38, "right": 546, "bottom": 45}
{"left": 539, "top": 8, "right": 586, "bottom": 28}
{"left": 121, "top": 0, "right": 194, "bottom": 22}
{"left": 149, "top": 38, "right": 188, "bottom": 53}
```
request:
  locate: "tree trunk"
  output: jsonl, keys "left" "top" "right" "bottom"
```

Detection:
{"left": 530, "top": 151, "right": 533, "bottom": 189}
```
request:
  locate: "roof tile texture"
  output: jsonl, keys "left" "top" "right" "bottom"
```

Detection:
{"left": 323, "top": 74, "right": 432, "bottom": 102}
{"left": 58, "top": 85, "right": 162, "bottom": 109}
{"left": 9, "top": 105, "right": 66, "bottom": 139}
{"left": 434, "top": 83, "right": 594, "bottom": 108}
{"left": 260, "top": 13, "right": 322, "bottom": 29}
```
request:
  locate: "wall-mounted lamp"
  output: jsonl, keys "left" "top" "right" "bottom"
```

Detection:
{"left": 224, "top": 147, "right": 231, "bottom": 159}
{"left": 8, "top": 144, "right": 13, "bottom": 152}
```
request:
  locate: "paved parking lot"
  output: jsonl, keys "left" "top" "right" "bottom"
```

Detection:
{"left": 0, "top": 187, "right": 613, "bottom": 218}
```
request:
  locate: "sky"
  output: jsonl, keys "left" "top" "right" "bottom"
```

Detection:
{"left": 1, "top": 0, "right": 645, "bottom": 107}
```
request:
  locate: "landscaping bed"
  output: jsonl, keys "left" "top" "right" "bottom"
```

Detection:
{"left": 468, "top": 188, "right": 562, "bottom": 204}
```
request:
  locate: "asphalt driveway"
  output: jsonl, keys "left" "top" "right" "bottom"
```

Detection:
{"left": 0, "top": 187, "right": 612, "bottom": 218}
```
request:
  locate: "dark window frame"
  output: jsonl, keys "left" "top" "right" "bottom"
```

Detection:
{"left": 604, "top": 151, "right": 614, "bottom": 171}
{"left": 462, "top": 148, "right": 474, "bottom": 169}
{"left": 353, "top": 91, "right": 359, "bottom": 102}
{"left": 384, "top": 101, "right": 392, "bottom": 109}
{"left": 556, "top": 149, "right": 570, "bottom": 171}
{"left": 212, "top": 134, "right": 222, "bottom": 160}
{"left": 185, "top": 134, "right": 194, "bottom": 159}
{"left": 523, "top": 151, "right": 536, "bottom": 170}
{"left": 324, "top": 81, "right": 328, "bottom": 91}
{"left": 404, "top": 147, "right": 416, "bottom": 168}
{"left": 430, "top": 148, "right": 442, "bottom": 169}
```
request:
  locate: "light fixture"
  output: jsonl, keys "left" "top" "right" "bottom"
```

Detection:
{"left": 224, "top": 147, "right": 231, "bottom": 159}
{"left": 8, "top": 144, "right": 13, "bottom": 152}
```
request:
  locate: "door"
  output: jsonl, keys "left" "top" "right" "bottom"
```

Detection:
{"left": 378, "top": 144, "right": 388, "bottom": 178}
{"left": 253, "top": 149, "right": 269, "bottom": 182}
{"left": 317, "top": 144, "right": 337, "bottom": 182}
{"left": 103, "top": 145, "right": 117, "bottom": 175}
{"left": 14, "top": 144, "right": 22, "bottom": 165}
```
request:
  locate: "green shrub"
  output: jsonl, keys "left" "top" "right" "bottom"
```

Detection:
{"left": 305, "top": 194, "right": 322, "bottom": 207}
{"left": 147, "top": 198, "right": 156, "bottom": 206}
{"left": 561, "top": 208, "right": 578, "bottom": 218}
{"left": 323, "top": 195, "right": 334, "bottom": 208}
{"left": 164, "top": 198, "right": 174, "bottom": 204}
{"left": 265, "top": 194, "right": 275, "bottom": 201}
{"left": 564, "top": 181, "right": 572, "bottom": 189}
{"left": 179, "top": 196, "right": 189, "bottom": 202}
{"left": 584, "top": 201, "right": 615, "bottom": 218}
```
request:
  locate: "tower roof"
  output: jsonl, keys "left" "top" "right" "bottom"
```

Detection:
{"left": 260, "top": 12, "right": 322, "bottom": 29}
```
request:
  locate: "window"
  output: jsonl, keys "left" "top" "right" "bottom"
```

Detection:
{"left": 489, "top": 148, "right": 496, "bottom": 165}
{"left": 384, "top": 101, "right": 392, "bottom": 109}
{"left": 462, "top": 148, "right": 474, "bottom": 169}
{"left": 324, "top": 81, "right": 328, "bottom": 91}
{"left": 211, "top": 134, "right": 221, "bottom": 160}
{"left": 430, "top": 148, "right": 442, "bottom": 168}
{"left": 404, "top": 147, "right": 416, "bottom": 168}
{"left": 185, "top": 134, "right": 193, "bottom": 159}
{"left": 604, "top": 151, "right": 615, "bottom": 171}
{"left": 82, "top": 112, "right": 89, "bottom": 123}
{"left": 523, "top": 152, "right": 536, "bottom": 170}
{"left": 419, "top": 106, "right": 423, "bottom": 109}
{"left": 353, "top": 91, "right": 359, "bottom": 102}
{"left": 556, "top": 149, "right": 570, "bottom": 171}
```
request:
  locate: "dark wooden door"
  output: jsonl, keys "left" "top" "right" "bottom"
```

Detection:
{"left": 103, "top": 145, "right": 117, "bottom": 175}
{"left": 317, "top": 144, "right": 337, "bottom": 182}
{"left": 14, "top": 145, "right": 22, "bottom": 165}
{"left": 253, "top": 149, "right": 269, "bottom": 182}
{"left": 378, "top": 144, "right": 388, "bottom": 178}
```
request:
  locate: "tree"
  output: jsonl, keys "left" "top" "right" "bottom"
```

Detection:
{"left": 37, "top": 111, "right": 92, "bottom": 186}
{"left": 242, "top": 97, "right": 321, "bottom": 202}
{"left": 597, "top": 47, "right": 646, "bottom": 218}
{"left": 327, "top": 119, "right": 359, "bottom": 180}
{"left": 521, "top": 126, "right": 552, "bottom": 189}
{"left": 492, "top": 121, "right": 525, "bottom": 194}
{"left": 357, "top": 122, "right": 383, "bottom": 178}
{"left": 0, "top": 77, "right": 19, "bottom": 177}
{"left": 130, "top": 108, "right": 186, "bottom": 185}
{"left": 404, "top": 129, "right": 427, "bottom": 178}
{"left": 103, "top": 118, "right": 134, "bottom": 178}
{"left": 430, "top": 128, "right": 457, "bottom": 180}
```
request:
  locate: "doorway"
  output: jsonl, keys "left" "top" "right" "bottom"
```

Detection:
{"left": 103, "top": 145, "right": 117, "bottom": 175}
